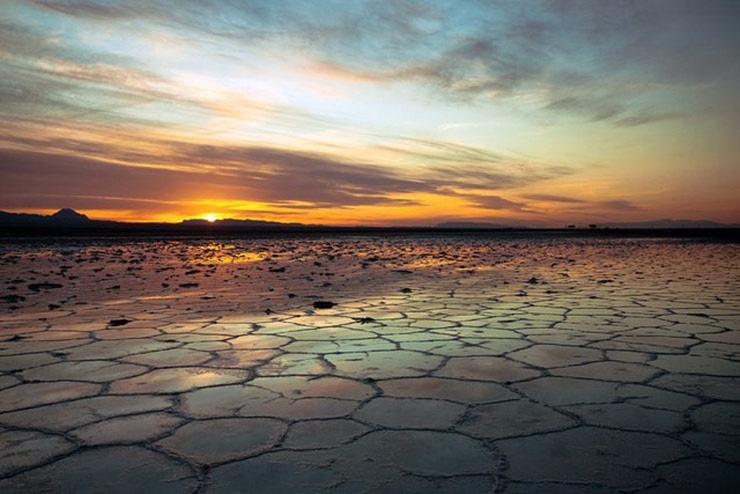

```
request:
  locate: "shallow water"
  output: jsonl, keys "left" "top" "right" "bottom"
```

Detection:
{"left": 1, "top": 236, "right": 739, "bottom": 492}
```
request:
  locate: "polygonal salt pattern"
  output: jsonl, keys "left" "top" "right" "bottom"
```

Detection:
{"left": 0, "top": 236, "right": 738, "bottom": 491}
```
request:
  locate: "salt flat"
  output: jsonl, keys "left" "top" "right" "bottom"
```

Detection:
{"left": 0, "top": 235, "right": 738, "bottom": 492}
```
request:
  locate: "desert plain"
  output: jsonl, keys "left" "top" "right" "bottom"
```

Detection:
{"left": 0, "top": 234, "right": 738, "bottom": 493}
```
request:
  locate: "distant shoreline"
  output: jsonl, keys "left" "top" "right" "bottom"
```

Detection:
{"left": 1, "top": 227, "right": 739, "bottom": 240}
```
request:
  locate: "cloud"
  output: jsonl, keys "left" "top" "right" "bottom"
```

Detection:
{"left": 595, "top": 200, "right": 642, "bottom": 212}
{"left": 428, "top": 164, "right": 565, "bottom": 190}
{"left": 0, "top": 147, "right": 418, "bottom": 209}
{"left": 462, "top": 194, "right": 533, "bottom": 212}
{"left": 306, "top": 1, "right": 740, "bottom": 125}
{"left": 613, "top": 112, "right": 684, "bottom": 128}
{"left": 7, "top": 0, "right": 739, "bottom": 132}
{"left": 521, "top": 194, "right": 642, "bottom": 212}
{"left": 521, "top": 193, "right": 586, "bottom": 204}
{"left": 0, "top": 131, "right": 570, "bottom": 212}
{"left": 383, "top": 137, "right": 509, "bottom": 165}
{"left": 30, "top": 0, "right": 158, "bottom": 20}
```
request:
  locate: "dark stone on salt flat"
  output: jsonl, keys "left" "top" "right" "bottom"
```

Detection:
{"left": 1, "top": 295, "right": 25, "bottom": 303}
{"left": 28, "top": 283, "right": 63, "bottom": 291}
{"left": 108, "top": 319, "right": 131, "bottom": 327}
{"left": 4, "top": 335, "right": 29, "bottom": 342}
{"left": 313, "top": 301, "right": 336, "bottom": 309}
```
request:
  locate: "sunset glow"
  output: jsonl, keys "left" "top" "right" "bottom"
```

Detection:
{"left": 1, "top": 0, "right": 739, "bottom": 225}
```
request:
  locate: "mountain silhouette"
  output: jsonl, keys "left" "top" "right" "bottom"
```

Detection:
{"left": 0, "top": 209, "right": 738, "bottom": 236}
{"left": 0, "top": 208, "right": 305, "bottom": 231}
{"left": 0, "top": 208, "right": 93, "bottom": 227}
{"left": 50, "top": 208, "right": 90, "bottom": 222}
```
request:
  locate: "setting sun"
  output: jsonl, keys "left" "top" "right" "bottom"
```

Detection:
{"left": 203, "top": 214, "right": 219, "bottom": 223}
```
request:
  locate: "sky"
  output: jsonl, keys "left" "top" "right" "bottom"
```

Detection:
{"left": 1, "top": 0, "right": 739, "bottom": 226}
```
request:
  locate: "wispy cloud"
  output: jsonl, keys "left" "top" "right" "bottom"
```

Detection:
{"left": 0, "top": 132, "right": 571, "bottom": 213}
{"left": 521, "top": 194, "right": 642, "bottom": 213}
{"left": 461, "top": 194, "right": 534, "bottom": 213}
{"left": 595, "top": 200, "right": 643, "bottom": 212}
{"left": 521, "top": 194, "right": 586, "bottom": 204}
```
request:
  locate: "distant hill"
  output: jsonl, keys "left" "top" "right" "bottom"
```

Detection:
{"left": 435, "top": 221, "right": 521, "bottom": 229}
{"left": 0, "top": 208, "right": 97, "bottom": 227}
{"left": 1, "top": 209, "right": 738, "bottom": 236}
{"left": 600, "top": 219, "right": 740, "bottom": 229}
{"left": 51, "top": 208, "right": 90, "bottom": 223}
{"left": 0, "top": 209, "right": 305, "bottom": 230}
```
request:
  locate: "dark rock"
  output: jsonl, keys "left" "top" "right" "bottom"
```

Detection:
{"left": 28, "top": 283, "right": 63, "bottom": 291}
{"left": 313, "top": 301, "right": 336, "bottom": 309}
{"left": 4, "top": 334, "right": 28, "bottom": 342}
{"left": 108, "top": 319, "right": 131, "bottom": 327}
